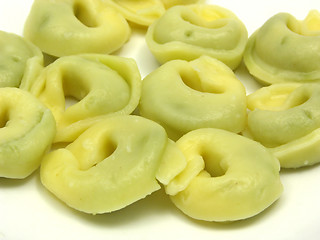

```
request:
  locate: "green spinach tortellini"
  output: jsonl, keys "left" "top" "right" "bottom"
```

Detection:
{"left": 0, "top": 88, "right": 56, "bottom": 179}
{"left": 28, "top": 54, "right": 141, "bottom": 143}
{"left": 246, "top": 83, "right": 320, "bottom": 168}
{"left": 24, "top": 0, "right": 130, "bottom": 57}
{"left": 146, "top": 4, "right": 248, "bottom": 69}
{"left": 139, "top": 56, "right": 247, "bottom": 140}
{"left": 244, "top": 10, "right": 320, "bottom": 85}
{"left": 100, "top": 0, "right": 166, "bottom": 26}
{"left": 0, "top": 30, "right": 43, "bottom": 88}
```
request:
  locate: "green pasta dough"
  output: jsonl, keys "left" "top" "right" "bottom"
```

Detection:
{"left": 146, "top": 4, "right": 248, "bottom": 69}
{"left": 0, "top": 88, "right": 56, "bottom": 179}
{"left": 0, "top": 30, "right": 43, "bottom": 88}
{"left": 139, "top": 55, "right": 247, "bottom": 140}
{"left": 24, "top": 0, "right": 131, "bottom": 57}
{"left": 28, "top": 54, "right": 141, "bottom": 143}
{"left": 244, "top": 10, "right": 320, "bottom": 84}
{"left": 246, "top": 83, "right": 320, "bottom": 168}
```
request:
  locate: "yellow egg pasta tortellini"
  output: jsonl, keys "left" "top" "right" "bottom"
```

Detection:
{"left": 0, "top": 88, "right": 56, "bottom": 179}
{"left": 100, "top": 0, "right": 166, "bottom": 26}
{"left": 246, "top": 83, "right": 320, "bottom": 168}
{"left": 146, "top": 4, "right": 248, "bottom": 69}
{"left": 28, "top": 54, "right": 141, "bottom": 143}
{"left": 0, "top": 30, "right": 43, "bottom": 88}
{"left": 40, "top": 115, "right": 186, "bottom": 214}
{"left": 24, "top": 0, "right": 131, "bottom": 57}
{"left": 167, "top": 128, "right": 283, "bottom": 222}
{"left": 244, "top": 10, "right": 320, "bottom": 85}
{"left": 139, "top": 56, "right": 247, "bottom": 141}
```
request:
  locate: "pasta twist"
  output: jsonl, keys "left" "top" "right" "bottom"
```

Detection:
{"left": 244, "top": 10, "right": 320, "bottom": 84}
{"left": 167, "top": 128, "right": 283, "bottom": 222}
{"left": 146, "top": 4, "right": 248, "bottom": 69}
{"left": 246, "top": 83, "right": 320, "bottom": 168}
{"left": 0, "top": 88, "right": 56, "bottom": 179}
{"left": 28, "top": 54, "right": 141, "bottom": 143}
{"left": 0, "top": 30, "right": 43, "bottom": 88}
{"left": 24, "top": 0, "right": 130, "bottom": 57}
{"left": 40, "top": 115, "right": 186, "bottom": 214}
{"left": 139, "top": 55, "right": 247, "bottom": 140}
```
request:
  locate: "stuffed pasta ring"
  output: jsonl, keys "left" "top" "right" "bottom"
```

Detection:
{"left": 40, "top": 115, "right": 186, "bottom": 214}
{"left": 0, "top": 30, "right": 43, "bottom": 88}
{"left": 166, "top": 128, "right": 283, "bottom": 222}
{"left": 29, "top": 54, "right": 141, "bottom": 143}
{"left": 244, "top": 10, "right": 320, "bottom": 84}
{"left": 246, "top": 83, "right": 320, "bottom": 168}
{"left": 146, "top": 4, "right": 248, "bottom": 69}
{"left": 0, "top": 88, "right": 56, "bottom": 179}
{"left": 24, "top": 0, "right": 130, "bottom": 57}
{"left": 139, "top": 55, "right": 247, "bottom": 140}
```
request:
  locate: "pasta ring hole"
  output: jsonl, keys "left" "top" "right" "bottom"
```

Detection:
{"left": 62, "top": 70, "right": 89, "bottom": 110}
{"left": 180, "top": 70, "right": 224, "bottom": 94}
{"left": 73, "top": 2, "right": 98, "bottom": 28}
{"left": 81, "top": 137, "right": 118, "bottom": 171}
{"left": 202, "top": 150, "right": 227, "bottom": 178}
{"left": 0, "top": 109, "right": 9, "bottom": 128}
{"left": 65, "top": 96, "right": 80, "bottom": 110}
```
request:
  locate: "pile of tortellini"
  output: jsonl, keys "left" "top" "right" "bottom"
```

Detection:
{"left": 1, "top": 0, "right": 320, "bottom": 223}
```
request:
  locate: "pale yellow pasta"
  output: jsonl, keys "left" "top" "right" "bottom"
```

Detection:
{"left": 146, "top": 4, "right": 248, "bottom": 69}
{"left": 244, "top": 10, "right": 320, "bottom": 85}
{"left": 28, "top": 54, "right": 141, "bottom": 143}
{"left": 100, "top": 0, "right": 165, "bottom": 26}
{"left": 161, "top": 0, "right": 204, "bottom": 9}
{"left": 24, "top": 0, "right": 130, "bottom": 57}
{"left": 0, "top": 88, "right": 56, "bottom": 179}
{"left": 0, "top": 30, "right": 43, "bottom": 88}
{"left": 40, "top": 115, "right": 186, "bottom": 214}
{"left": 168, "top": 128, "right": 283, "bottom": 222}
{"left": 139, "top": 56, "right": 247, "bottom": 140}
{"left": 246, "top": 83, "right": 320, "bottom": 168}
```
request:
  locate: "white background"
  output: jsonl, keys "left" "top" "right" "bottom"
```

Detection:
{"left": 1, "top": 0, "right": 320, "bottom": 240}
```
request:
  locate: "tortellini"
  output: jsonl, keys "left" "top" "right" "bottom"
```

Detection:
{"left": 0, "top": 88, "right": 56, "bottom": 179}
{"left": 40, "top": 115, "right": 186, "bottom": 214}
{"left": 167, "top": 128, "right": 283, "bottom": 222}
{"left": 100, "top": 0, "right": 166, "bottom": 26}
{"left": 244, "top": 10, "right": 320, "bottom": 85}
{"left": 24, "top": 0, "right": 131, "bottom": 57}
{"left": 0, "top": 30, "right": 43, "bottom": 88}
{"left": 246, "top": 83, "right": 320, "bottom": 168}
{"left": 28, "top": 54, "right": 141, "bottom": 143}
{"left": 146, "top": 4, "right": 248, "bottom": 69}
{"left": 139, "top": 56, "right": 247, "bottom": 140}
